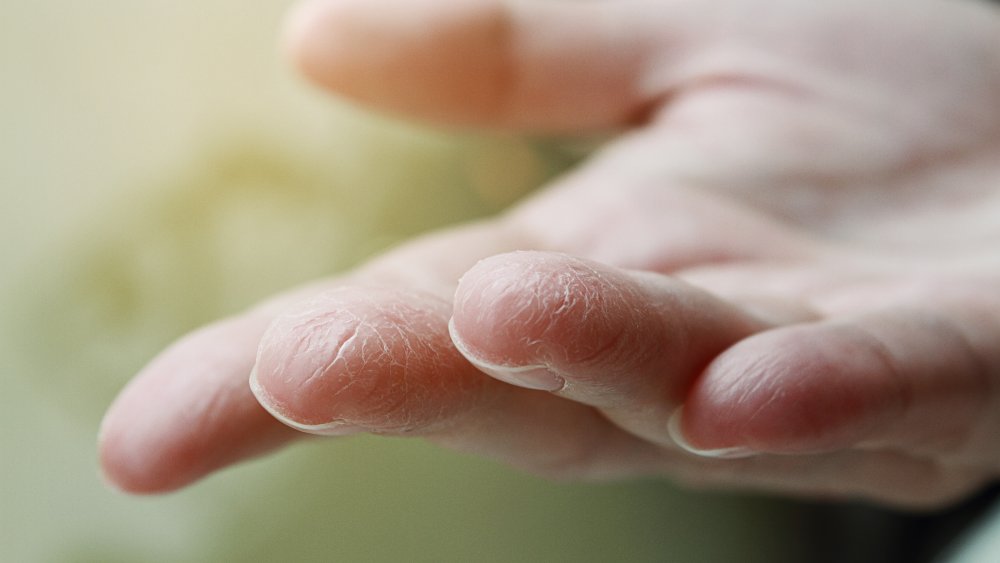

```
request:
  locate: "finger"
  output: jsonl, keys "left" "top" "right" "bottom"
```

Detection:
{"left": 448, "top": 251, "right": 813, "bottom": 446}
{"left": 98, "top": 222, "right": 517, "bottom": 493}
{"left": 284, "top": 0, "right": 671, "bottom": 131}
{"left": 249, "top": 286, "right": 475, "bottom": 435}
{"left": 355, "top": 256, "right": 984, "bottom": 507}
{"left": 98, "top": 222, "right": 661, "bottom": 493}
{"left": 249, "top": 284, "right": 671, "bottom": 479}
{"left": 98, "top": 316, "right": 302, "bottom": 494}
{"left": 249, "top": 260, "right": 994, "bottom": 506}
{"left": 676, "top": 283, "right": 1000, "bottom": 465}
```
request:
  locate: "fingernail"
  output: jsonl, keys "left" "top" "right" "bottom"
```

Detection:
{"left": 448, "top": 320, "right": 565, "bottom": 391}
{"left": 475, "top": 363, "right": 566, "bottom": 392}
{"left": 249, "top": 365, "right": 363, "bottom": 437}
{"left": 667, "top": 407, "right": 755, "bottom": 459}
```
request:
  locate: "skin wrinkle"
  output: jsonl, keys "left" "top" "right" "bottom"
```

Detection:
{"left": 549, "top": 263, "right": 613, "bottom": 370}
{"left": 357, "top": 309, "right": 419, "bottom": 429}
{"left": 741, "top": 387, "right": 788, "bottom": 433}
{"left": 518, "top": 270, "right": 546, "bottom": 340}
{"left": 543, "top": 266, "right": 589, "bottom": 358}
{"left": 662, "top": 52, "right": 838, "bottom": 139}
{"left": 510, "top": 268, "right": 544, "bottom": 355}
{"left": 270, "top": 306, "right": 351, "bottom": 386}
{"left": 256, "top": 287, "right": 466, "bottom": 430}
{"left": 298, "top": 321, "right": 362, "bottom": 392}
{"left": 455, "top": 255, "right": 648, "bottom": 400}
{"left": 698, "top": 347, "right": 788, "bottom": 449}
{"left": 385, "top": 322, "right": 419, "bottom": 429}
{"left": 461, "top": 254, "right": 598, "bottom": 365}
{"left": 728, "top": 352, "right": 786, "bottom": 409}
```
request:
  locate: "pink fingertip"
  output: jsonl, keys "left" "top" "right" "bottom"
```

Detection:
{"left": 667, "top": 407, "right": 756, "bottom": 460}
{"left": 449, "top": 318, "right": 566, "bottom": 392}
{"left": 249, "top": 366, "right": 363, "bottom": 437}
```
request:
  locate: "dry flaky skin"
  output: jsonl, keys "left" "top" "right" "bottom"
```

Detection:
{"left": 102, "top": 0, "right": 1000, "bottom": 508}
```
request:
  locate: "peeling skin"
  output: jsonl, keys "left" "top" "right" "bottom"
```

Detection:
{"left": 453, "top": 251, "right": 638, "bottom": 370}
{"left": 451, "top": 251, "right": 768, "bottom": 405}
{"left": 251, "top": 286, "right": 484, "bottom": 434}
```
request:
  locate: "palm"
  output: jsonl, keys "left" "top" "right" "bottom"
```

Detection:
{"left": 516, "top": 0, "right": 1000, "bottom": 266}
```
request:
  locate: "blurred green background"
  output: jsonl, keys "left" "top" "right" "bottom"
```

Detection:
{"left": 0, "top": 1, "right": 817, "bottom": 561}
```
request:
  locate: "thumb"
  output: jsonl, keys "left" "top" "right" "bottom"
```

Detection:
{"left": 284, "top": 0, "right": 1000, "bottom": 139}
{"left": 283, "top": 0, "right": 683, "bottom": 131}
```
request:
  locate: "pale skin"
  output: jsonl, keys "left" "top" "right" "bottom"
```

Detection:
{"left": 99, "top": 0, "right": 1000, "bottom": 508}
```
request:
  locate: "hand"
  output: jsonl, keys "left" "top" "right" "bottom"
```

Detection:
{"left": 100, "top": 0, "right": 1000, "bottom": 508}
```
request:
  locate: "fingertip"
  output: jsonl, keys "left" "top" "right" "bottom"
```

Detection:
{"left": 251, "top": 287, "right": 480, "bottom": 434}
{"left": 282, "top": 0, "right": 332, "bottom": 84}
{"left": 251, "top": 289, "right": 389, "bottom": 429}
{"left": 249, "top": 365, "right": 363, "bottom": 436}
{"left": 666, "top": 407, "right": 755, "bottom": 459}
{"left": 449, "top": 315, "right": 567, "bottom": 392}
{"left": 97, "top": 412, "right": 169, "bottom": 495}
{"left": 452, "top": 251, "right": 639, "bottom": 375}
{"left": 282, "top": 0, "right": 367, "bottom": 94}
{"left": 682, "top": 326, "right": 907, "bottom": 455}
{"left": 97, "top": 393, "right": 272, "bottom": 495}
{"left": 97, "top": 376, "right": 203, "bottom": 494}
{"left": 280, "top": 0, "right": 659, "bottom": 130}
{"left": 280, "top": 0, "right": 511, "bottom": 124}
{"left": 97, "top": 317, "right": 303, "bottom": 495}
{"left": 451, "top": 251, "right": 545, "bottom": 368}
